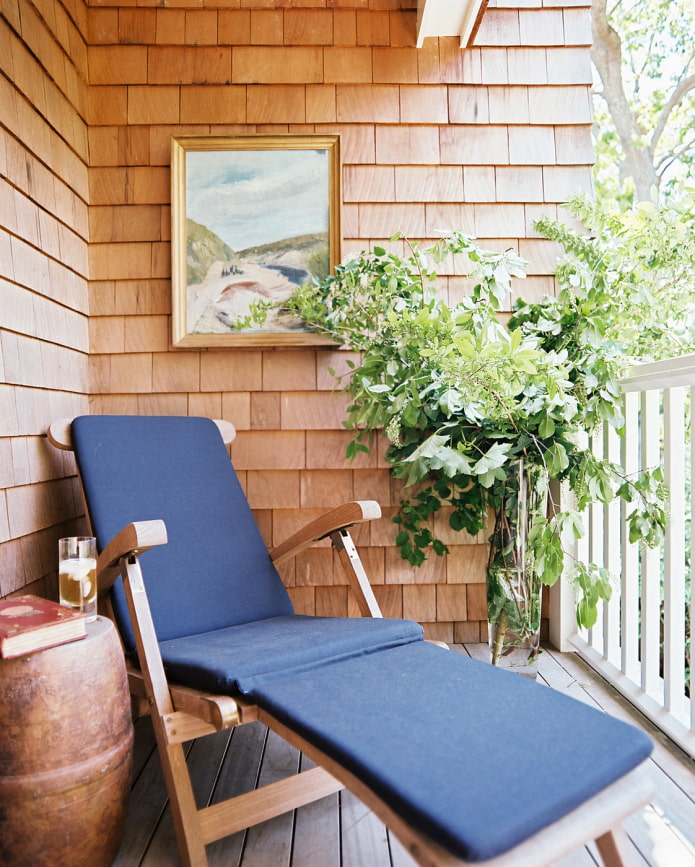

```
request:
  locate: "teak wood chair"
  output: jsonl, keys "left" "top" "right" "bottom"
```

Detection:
{"left": 48, "top": 415, "right": 654, "bottom": 867}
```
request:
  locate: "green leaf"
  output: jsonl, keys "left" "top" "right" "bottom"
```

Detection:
{"left": 546, "top": 442, "right": 569, "bottom": 476}
{"left": 438, "top": 388, "right": 465, "bottom": 416}
{"left": 345, "top": 440, "right": 370, "bottom": 460}
{"left": 529, "top": 523, "right": 564, "bottom": 586}
{"left": 577, "top": 597, "right": 598, "bottom": 630}
{"left": 366, "top": 383, "right": 391, "bottom": 394}
{"left": 432, "top": 539, "right": 449, "bottom": 556}
{"left": 472, "top": 442, "right": 511, "bottom": 476}
{"left": 560, "top": 510, "right": 584, "bottom": 540}
{"left": 400, "top": 435, "right": 475, "bottom": 481}
{"left": 538, "top": 413, "right": 556, "bottom": 438}
{"left": 572, "top": 563, "right": 613, "bottom": 629}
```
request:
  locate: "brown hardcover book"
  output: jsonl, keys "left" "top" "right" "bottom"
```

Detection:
{"left": 0, "top": 595, "right": 87, "bottom": 659}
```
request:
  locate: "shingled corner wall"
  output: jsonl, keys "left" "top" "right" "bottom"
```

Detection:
{"left": 0, "top": 0, "right": 90, "bottom": 599}
{"left": 1, "top": 0, "right": 594, "bottom": 642}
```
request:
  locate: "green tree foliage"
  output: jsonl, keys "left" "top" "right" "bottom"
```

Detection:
{"left": 527, "top": 196, "right": 695, "bottom": 363}
{"left": 592, "top": 0, "right": 695, "bottom": 204}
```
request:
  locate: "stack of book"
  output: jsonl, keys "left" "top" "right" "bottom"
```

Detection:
{"left": 0, "top": 595, "right": 87, "bottom": 659}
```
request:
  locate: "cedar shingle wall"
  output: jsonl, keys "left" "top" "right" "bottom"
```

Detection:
{"left": 0, "top": 0, "right": 90, "bottom": 599}
{"left": 0, "top": 0, "right": 593, "bottom": 642}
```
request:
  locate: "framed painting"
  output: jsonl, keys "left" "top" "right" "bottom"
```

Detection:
{"left": 171, "top": 134, "right": 341, "bottom": 348}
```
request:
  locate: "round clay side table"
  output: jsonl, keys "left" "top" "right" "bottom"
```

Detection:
{"left": 0, "top": 615, "right": 134, "bottom": 867}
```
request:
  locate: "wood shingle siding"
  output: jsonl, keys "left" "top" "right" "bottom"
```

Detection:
{"left": 1, "top": 0, "right": 592, "bottom": 644}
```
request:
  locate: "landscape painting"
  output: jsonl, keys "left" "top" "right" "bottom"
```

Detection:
{"left": 171, "top": 135, "right": 341, "bottom": 347}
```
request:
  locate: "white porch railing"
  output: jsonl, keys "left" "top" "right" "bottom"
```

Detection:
{"left": 568, "top": 353, "right": 695, "bottom": 760}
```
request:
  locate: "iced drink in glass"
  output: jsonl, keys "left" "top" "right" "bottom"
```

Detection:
{"left": 59, "top": 536, "right": 97, "bottom": 621}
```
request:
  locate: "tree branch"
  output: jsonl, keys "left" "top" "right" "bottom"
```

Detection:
{"left": 591, "top": 0, "right": 641, "bottom": 142}
{"left": 650, "top": 74, "right": 695, "bottom": 153}
{"left": 591, "top": 0, "right": 660, "bottom": 200}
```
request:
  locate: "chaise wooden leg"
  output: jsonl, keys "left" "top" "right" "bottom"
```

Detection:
{"left": 159, "top": 741, "right": 209, "bottom": 867}
{"left": 121, "top": 555, "right": 209, "bottom": 866}
{"left": 595, "top": 826, "right": 634, "bottom": 867}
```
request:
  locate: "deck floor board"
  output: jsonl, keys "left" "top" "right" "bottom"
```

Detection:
{"left": 114, "top": 645, "right": 695, "bottom": 866}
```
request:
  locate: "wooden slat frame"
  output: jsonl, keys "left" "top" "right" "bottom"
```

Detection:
{"left": 118, "top": 538, "right": 345, "bottom": 866}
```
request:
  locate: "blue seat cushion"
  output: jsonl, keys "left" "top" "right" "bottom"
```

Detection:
{"left": 159, "top": 614, "right": 424, "bottom": 694}
{"left": 249, "top": 642, "right": 653, "bottom": 863}
{"left": 71, "top": 415, "right": 294, "bottom": 651}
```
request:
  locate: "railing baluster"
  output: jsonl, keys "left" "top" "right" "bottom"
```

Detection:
{"left": 589, "top": 431, "right": 606, "bottom": 655}
{"left": 663, "top": 387, "right": 686, "bottom": 716}
{"left": 622, "top": 391, "right": 641, "bottom": 684}
{"left": 604, "top": 424, "right": 622, "bottom": 667}
{"left": 574, "top": 429, "right": 591, "bottom": 643}
{"left": 640, "top": 389, "right": 662, "bottom": 702}
{"left": 691, "top": 389, "right": 695, "bottom": 736}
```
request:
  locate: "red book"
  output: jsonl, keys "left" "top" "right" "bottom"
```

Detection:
{"left": 0, "top": 595, "right": 87, "bottom": 659}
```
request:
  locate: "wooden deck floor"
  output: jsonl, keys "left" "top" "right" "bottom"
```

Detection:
{"left": 113, "top": 645, "right": 695, "bottom": 867}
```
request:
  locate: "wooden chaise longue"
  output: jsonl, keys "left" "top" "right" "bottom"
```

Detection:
{"left": 48, "top": 415, "right": 654, "bottom": 867}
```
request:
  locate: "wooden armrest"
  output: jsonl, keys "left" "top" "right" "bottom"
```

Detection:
{"left": 270, "top": 500, "right": 381, "bottom": 566}
{"left": 128, "top": 667, "right": 254, "bottom": 743}
{"left": 97, "top": 520, "right": 168, "bottom": 593}
{"left": 47, "top": 418, "right": 74, "bottom": 450}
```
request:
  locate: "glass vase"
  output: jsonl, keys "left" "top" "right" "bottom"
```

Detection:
{"left": 486, "top": 459, "right": 548, "bottom": 676}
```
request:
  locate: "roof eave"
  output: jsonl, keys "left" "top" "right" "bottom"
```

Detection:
{"left": 416, "top": 0, "right": 490, "bottom": 48}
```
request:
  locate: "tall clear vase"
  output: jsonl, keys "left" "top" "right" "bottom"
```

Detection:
{"left": 486, "top": 459, "right": 548, "bottom": 677}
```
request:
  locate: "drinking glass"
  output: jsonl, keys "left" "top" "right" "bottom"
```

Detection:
{"left": 59, "top": 536, "right": 98, "bottom": 621}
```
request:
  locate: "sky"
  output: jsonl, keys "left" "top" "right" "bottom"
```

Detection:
{"left": 185, "top": 147, "right": 329, "bottom": 251}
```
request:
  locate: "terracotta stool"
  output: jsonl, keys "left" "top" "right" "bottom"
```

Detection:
{"left": 0, "top": 616, "right": 133, "bottom": 867}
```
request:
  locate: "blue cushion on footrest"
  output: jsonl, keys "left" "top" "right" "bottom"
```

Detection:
{"left": 249, "top": 642, "right": 653, "bottom": 863}
{"left": 159, "top": 614, "right": 424, "bottom": 695}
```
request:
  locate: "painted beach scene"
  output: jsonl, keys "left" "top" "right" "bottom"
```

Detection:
{"left": 185, "top": 147, "right": 332, "bottom": 335}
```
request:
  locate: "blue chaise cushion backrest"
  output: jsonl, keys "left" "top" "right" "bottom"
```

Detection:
{"left": 72, "top": 415, "right": 295, "bottom": 651}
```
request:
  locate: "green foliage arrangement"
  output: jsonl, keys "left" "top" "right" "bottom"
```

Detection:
{"left": 288, "top": 202, "right": 686, "bottom": 630}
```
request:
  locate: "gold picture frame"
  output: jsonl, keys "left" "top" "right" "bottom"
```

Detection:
{"left": 171, "top": 134, "right": 341, "bottom": 348}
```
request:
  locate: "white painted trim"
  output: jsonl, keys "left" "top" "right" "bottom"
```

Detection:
{"left": 571, "top": 634, "right": 695, "bottom": 760}
{"left": 622, "top": 353, "right": 695, "bottom": 391}
{"left": 416, "top": 0, "right": 488, "bottom": 48}
{"left": 548, "top": 479, "right": 579, "bottom": 652}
